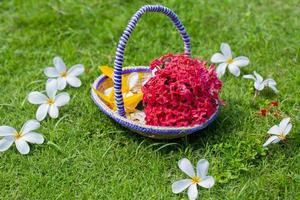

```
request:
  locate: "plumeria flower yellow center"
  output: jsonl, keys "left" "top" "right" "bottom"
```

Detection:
{"left": 226, "top": 57, "right": 234, "bottom": 64}
{"left": 14, "top": 131, "right": 23, "bottom": 140}
{"left": 191, "top": 176, "right": 201, "bottom": 184}
{"left": 47, "top": 98, "right": 55, "bottom": 105}
{"left": 59, "top": 71, "right": 68, "bottom": 78}
{"left": 278, "top": 133, "right": 286, "bottom": 140}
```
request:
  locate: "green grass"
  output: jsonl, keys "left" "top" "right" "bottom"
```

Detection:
{"left": 0, "top": 0, "right": 299, "bottom": 199}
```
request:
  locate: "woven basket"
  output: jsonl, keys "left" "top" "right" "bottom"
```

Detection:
{"left": 91, "top": 5, "right": 220, "bottom": 139}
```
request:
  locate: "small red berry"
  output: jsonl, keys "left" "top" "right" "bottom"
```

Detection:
{"left": 271, "top": 101, "right": 279, "bottom": 107}
{"left": 259, "top": 109, "right": 269, "bottom": 117}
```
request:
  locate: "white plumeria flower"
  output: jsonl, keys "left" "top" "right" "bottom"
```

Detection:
{"left": 28, "top": 79, "right": 70, "bottom": 121}
{"left": 0, "top": 120, "right": 44, "bottom": 155}
{"left": 172, "top": 158, "right": 215, "bottom": 200}
{"left": 243, "top": 71, "right": 278, "bottom": 93}
{"left": 44, "top": 56, "right": 84, "bottom": 90}
{"left": 211, "top": 43, "right": 250, "bottom": 77}
{"left": 263, "top": 117, "right": 292, "bottom": 147}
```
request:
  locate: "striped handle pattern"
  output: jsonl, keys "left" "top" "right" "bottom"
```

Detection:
{"left": 113, "top": 5, "right": 191, "bottom": 117}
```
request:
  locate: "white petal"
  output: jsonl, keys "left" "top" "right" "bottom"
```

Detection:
{"left": 228, "top": 64, "right": 240, "bottom": 77}
{"left": 172, "top": 179, "right": 192, "bottom": 194}
{"left": 196, "top": 159, "right": 209, "bottom": 178}
{"left": 66, "top": 76, "right": 82, "bottom": 87}
{"left": 21, "top": 119, "right": 40, "bottom": 134}
{"left": 254, "top": 81, "right": 265, "bottom": 91}
{"left": 36, "top": 104, "right": 49, "bottom": 121}
{"left": 253, "top": 71, "right": 263, "bottom": 83}
{"left": 178, "top": 158, "right": 195, "bottom": 178}
{"left": 279, "top": 118, "right": 291, "bottom": 133}
{"left": 53, "top": 56, "right": 67, "bottom": 73}
{"left": 49, "top": 105, "right": 59, "bottom": 118}
{"left": 263, "top": 79, "right": 278, "bottom": 93}
{"left": 0, "top": 126, "right": 16, "bottom": 136}
{"left": 284, "top": 124, "right": 292, "bottom": 136}
{"left": 269, "top": 85, "right": 279, "bottom": 93}
{"left": 220, "top": 43, "right": 232, "bottom": 58}
{"left": 54, "top": 92, "right": 70, "bottom": 107}
{"left": 198, "top": 176, "right": 215, "bottom": 188}
{"left": 216, "top": 63, "right": 227, "bottom": 78}
{"left": 68, "top": 64, "right": 84, "bottom": 76}
{"left": 28, "top": 92, "right": 47, "bottom": 104}
{"left": 127, "top": 72, "right": 139, "bottom": 90}
{"left": 22, "top": 132, "right": 44, "bottom": 144}
{"left": 46, "top": 78, "right": 54, "bottom": 84}
{"left": 57, "top": 77, "right": 67, "bottom": 90}
{"left": 104, "top": 87, "right": 113, "bottom": 96}
{"left": 267, "top": 125, "right": 280, "bottom": 135}
{"left": 46, "top": 79, "right": 58, "bottom": 98}
{"left": 263, "top": 78, "right": 277, "bottom": 86}
{"left": 232, "top": 56, "right": 249, "bottom": 67}
{"left": 0, "top": 137, "right": 14, "bottom": 152}
{"left": 151, "top": 68, "right": 157, "bottom": 76}
{"left": 243, "top": 74, "right": 255, "bottom": 80}
{"left": 187, "top": 184, "right": 198, "bottom": 200}
{"left": 44, "top": 67, "right": 59, "bottom": 78}
{"left": 263, "top": 136, "right": 280, "bottom": 147}
{"left": 15, "top": 139, "right": 30, "bottom": 155}
{"left": 210, "top": 53, "right": 226, "bottom": 63}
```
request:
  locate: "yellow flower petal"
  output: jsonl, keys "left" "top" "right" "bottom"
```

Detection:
{"left": 108, "top": 88, "right": 115, "bottom": 102}
{"left": 93, "top": 88, "right": 115, "bottom": 109}
{"left": 124, "top": 93, "right": 143, "bottom": 113}
{"left": 99, "top": 66, "right": 131, "bottom": 93}
{"left": 99, "top": 66, "right": 114, "bottom": 79}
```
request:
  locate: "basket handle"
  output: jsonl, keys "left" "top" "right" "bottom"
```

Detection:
{"left": 113, "top": 5, "right": 191, "bottom": 117}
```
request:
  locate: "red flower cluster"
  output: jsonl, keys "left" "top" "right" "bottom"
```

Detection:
{"left": 142, "top": 53, "right": 222, "bottom": 127}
